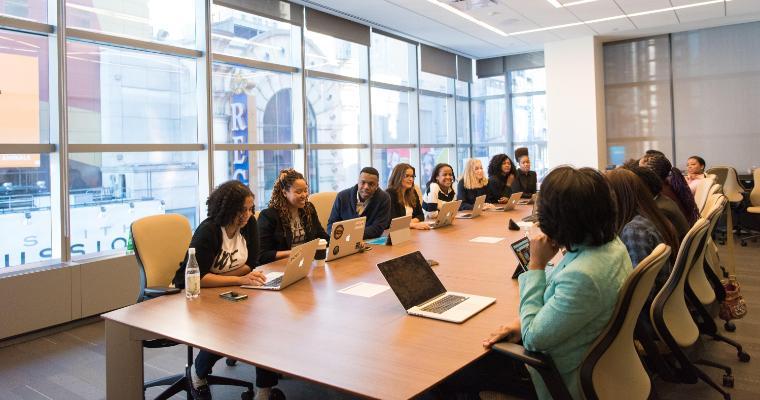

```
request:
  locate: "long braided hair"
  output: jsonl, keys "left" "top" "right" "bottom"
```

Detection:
{"left": 269, "top": 168, "right": 314, "bottom": 233}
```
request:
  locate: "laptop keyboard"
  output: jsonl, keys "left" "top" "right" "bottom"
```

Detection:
{"left": 264, "top": 276, "right": 283, "bottom": 287}
{"left": 420, "top": 294, "right": 469, "bottom": 314}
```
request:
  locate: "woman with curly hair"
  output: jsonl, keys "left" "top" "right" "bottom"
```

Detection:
{"left": 486, "top": 153, "right": 516, "bottom": 204}
{"left": 257, "top": 168, "right": 328, "bottom": 264}
{"left": 386, "top": 163, "right": 430, "bottom": 230}
{"left": 171, "top": 180, "right": 284, "bottom": 400}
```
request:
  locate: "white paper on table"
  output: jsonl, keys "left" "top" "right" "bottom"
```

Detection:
{"left": 469, "top": 236, "right": 505, "bottom": 244}
{"left": 338, "top": 282, "right": 390, "bottom": 298}
{"left": 516, "top": 221, "right": 534, "bottom": 229}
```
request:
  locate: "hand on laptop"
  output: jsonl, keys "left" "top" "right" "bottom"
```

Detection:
{"left": 238, "top": 270, "right": 267, "bottom": 286}
{"left": 411, "top": 221, "right": 431, "bottom": 230}
{"left": 498, "top": 196, "right": 509, "bottom": 204}
{"left": 482, "top": 203, "right": 496, "bottom": 210}
{"left": 482, "top": 318, "right": 522, "bottom": 348}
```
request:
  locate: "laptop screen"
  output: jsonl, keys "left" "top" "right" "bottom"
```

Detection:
{"left": 377, "top": 251, "right": 447, "bottom": 310}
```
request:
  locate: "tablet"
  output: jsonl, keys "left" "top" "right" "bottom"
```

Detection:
{"left": 510, "top": 236, "right": 531, "bottom": 279}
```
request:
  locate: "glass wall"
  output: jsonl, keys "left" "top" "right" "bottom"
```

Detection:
{"left": 471, "top": 56, "right": 548, "bottom": 179}
{"left": 0, "top": 0, "right": 481, "bottom": 270}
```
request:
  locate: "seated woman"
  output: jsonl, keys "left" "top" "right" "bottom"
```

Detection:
{"left": 511, "top": 147, "right": 537, "bottom": 198}
{"left": 457, "top": 158, "right": 493, "bottom": 211}
{"left": 626, "top": 165, "right": 690, "bottom": 241}
{"left": 482, "top": 167, "right": 632, "bottom": 400}
{"left": 422, "top": 163, "right": 456, "bottom": 220}
{"left": 386, "top": 163, "right": 430, "bottom": 230}
{"left": 171, "top": 180, "right": 284, "bottom": 400}
{"left": 640, "top": 153, "right": 700, "bottom": 225}
{"left": 258, "top": 169, "right": 329, "bottom": 264}
{"left": 606, "top": 168, "right": 679, "bottom": 271}
{"left": 685, "top": 155, "right": 707, "bottom": 195}
{"left": 486, "top": 154, "right": 515, "bottom": 204}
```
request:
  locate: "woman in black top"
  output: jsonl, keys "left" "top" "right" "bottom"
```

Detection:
{"left": 457, "top": 158, "right": 493, "bottom": 210}
{"left": 486, "top": 153, "right": 516, "bottom": 204}
{"left": 171, "top": 180, "right": 283, "bottom": 400}
{"left": 386, "top": 163, "right": 430, "bottom": 230}
{"left": 258, "top": 169, "right": 329, "bottom": 264}
{"left": 511, "top": 147, "right": 537, "bottom": 198}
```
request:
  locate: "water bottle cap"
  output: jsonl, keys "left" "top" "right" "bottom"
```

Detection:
{"left": 188, "top": 247, "right": 195, "bottom": 255}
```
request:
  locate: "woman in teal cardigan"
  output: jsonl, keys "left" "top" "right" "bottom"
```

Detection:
{"left": 483, "top": 166, "right": 632, "bottom": 400}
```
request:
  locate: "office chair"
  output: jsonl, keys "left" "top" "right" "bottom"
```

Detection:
{"left": 131, "top": 214, "right": 254, "bottom": 400}
{"left": 308, "top": 191, "right": 337, "bottom": 230}
{"left": 693, "top": 176, "right": 716, "bottom": 215}
{"left": 492, "top": 244, "right": 671, "bottom": 400}
{"left": 650, "top": 219, "right": 733, "bottom": 400}
{"left": 685, "top": 196, "right": 749, "bottom": 361}
{"left": 739, "top": 167, "right": 760, "bottom": 246}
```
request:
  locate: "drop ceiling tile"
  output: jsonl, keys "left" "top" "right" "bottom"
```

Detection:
{"left": 674, "top": 2, "right": 726, "bottom": 23}
{"left": 503, "top": 0, "right": 580, "bottom": 26}
{"left": 614, "top": 0, "right": 673, "bottom": 14}
{"left": 552, "top": 23, "right": 598, "bottom": 39}
{"left": 727, "top": 0, "right": 760, "bottom": 16}
{"left": 629, "top": 11, "right": 680, "bottom": 29}
{"left": 585, "top": 16, "right": 637, "bottom": 34}
{"left": 564, "top": 0, "right": 623, "bottom": 20}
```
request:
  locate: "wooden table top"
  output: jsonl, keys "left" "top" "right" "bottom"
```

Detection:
{"left": 103, "top": 206, "right": 535, "bottom": 399}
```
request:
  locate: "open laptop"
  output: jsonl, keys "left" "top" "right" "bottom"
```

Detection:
{"left": 326, "top": 216, "right": 367, "bottom": 261}
{"left": 517, "top": 192, "right": 537, "bottom": 206}
{"left": 456, "top": 195, "right": 485, "bottom": 219}
{"left": 377, "top": 251, "right": 496, "bottom": 323}
{"left": 242, "top": 238, "right": 319, "bottom": 291}
{"left": 426, "top": 200, "right": 462, "bottom": 229}
{"left": 365, "top": 215, "right": 412, "bottom": 246}
{"left": 522, "top": 193, "right": 540, "bottom": 222}
{"left": 491, "top": 192, "right": 523, "bottom": 212}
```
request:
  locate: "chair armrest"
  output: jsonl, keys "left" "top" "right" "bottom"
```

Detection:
{"left": 491, "top": 342, "right": 552, "bottom": 369}
{"left": 144, "top": 286, "right": 181, "bottom": 299}
{"left": 491, "top": 342, "right": 573, "bottom": 399}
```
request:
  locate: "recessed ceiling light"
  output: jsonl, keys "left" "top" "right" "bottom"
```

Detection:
{"left": 424, "top": 0, "right": 508, "bottom": 36}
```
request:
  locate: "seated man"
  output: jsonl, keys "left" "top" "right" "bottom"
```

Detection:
{"left": 327, "top": 167, "right": 391, "bottom": 240}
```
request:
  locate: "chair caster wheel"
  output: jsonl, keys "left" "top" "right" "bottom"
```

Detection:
{"left": 724, "top": 321, "right": 736, "bottom": 332}
{"left": 241, "top": 390, "right": 254, "bottom": 400}
{"left": 723, "top": 374, "right": 734, "bottom": 388}
{"left": 739, "top": 351, "right": 750, "bottom": 362}
{"left": 226, "top": 358, "right": 237, "bottom": 366}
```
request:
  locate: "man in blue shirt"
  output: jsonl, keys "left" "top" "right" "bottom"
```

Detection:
{"left": 327, "top": 167, "right": 391, "bottom": 239}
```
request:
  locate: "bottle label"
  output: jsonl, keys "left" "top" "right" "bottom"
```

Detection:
{"left": 186, "top": 275, "right": 200, "bottom": 297}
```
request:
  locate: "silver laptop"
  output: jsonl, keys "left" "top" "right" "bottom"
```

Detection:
{"left": 517, "top": 192, "right": 537, "bottom": 206}
{"left": 522, "top": 193, "right": 540, "bottom": 222}
{"left": 456, "top": 195, "right": 486, "bottom": 219}
{"left": 242, "top": 239, "right": 318, "bottom": 291}
{"left": 365, "top": 215, "right": 412, "bottom": 246}
{"left": 426, "top": 200, "right": 462, "bottom": 229}
{"left": 491, "top": 192, "right": 523, "bottom": 211}
{"left": 326, "top": 216, "right": 367, "bottom": 261}
{"left": 377, "top": 251, "right": 496, "bottom": 323}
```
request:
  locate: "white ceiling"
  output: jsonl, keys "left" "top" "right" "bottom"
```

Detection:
{"left": 295, "top": 0, "right": 760, "bottom": 58}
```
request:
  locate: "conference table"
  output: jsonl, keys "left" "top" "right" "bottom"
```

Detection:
{"left": 102, "top": 206, "right": 536, "bottom": 399}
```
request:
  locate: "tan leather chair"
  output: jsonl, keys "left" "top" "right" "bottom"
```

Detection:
{"left": 309, "top": 191, "right": 337, "bottom": 230}
{"left": 650, "top": 219, "right": 734, "bottom": 399}
{"left": 739, "top": 167, "right": 760, "bottom": 246}
{"left": 694, "top": 176, "right": 716, "bottom": 214}
{"left": 131, "top": 214, "right": 254, "bottom": 399}
{"left": 492, "top": 245, "right": 671, "bottom": 400}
